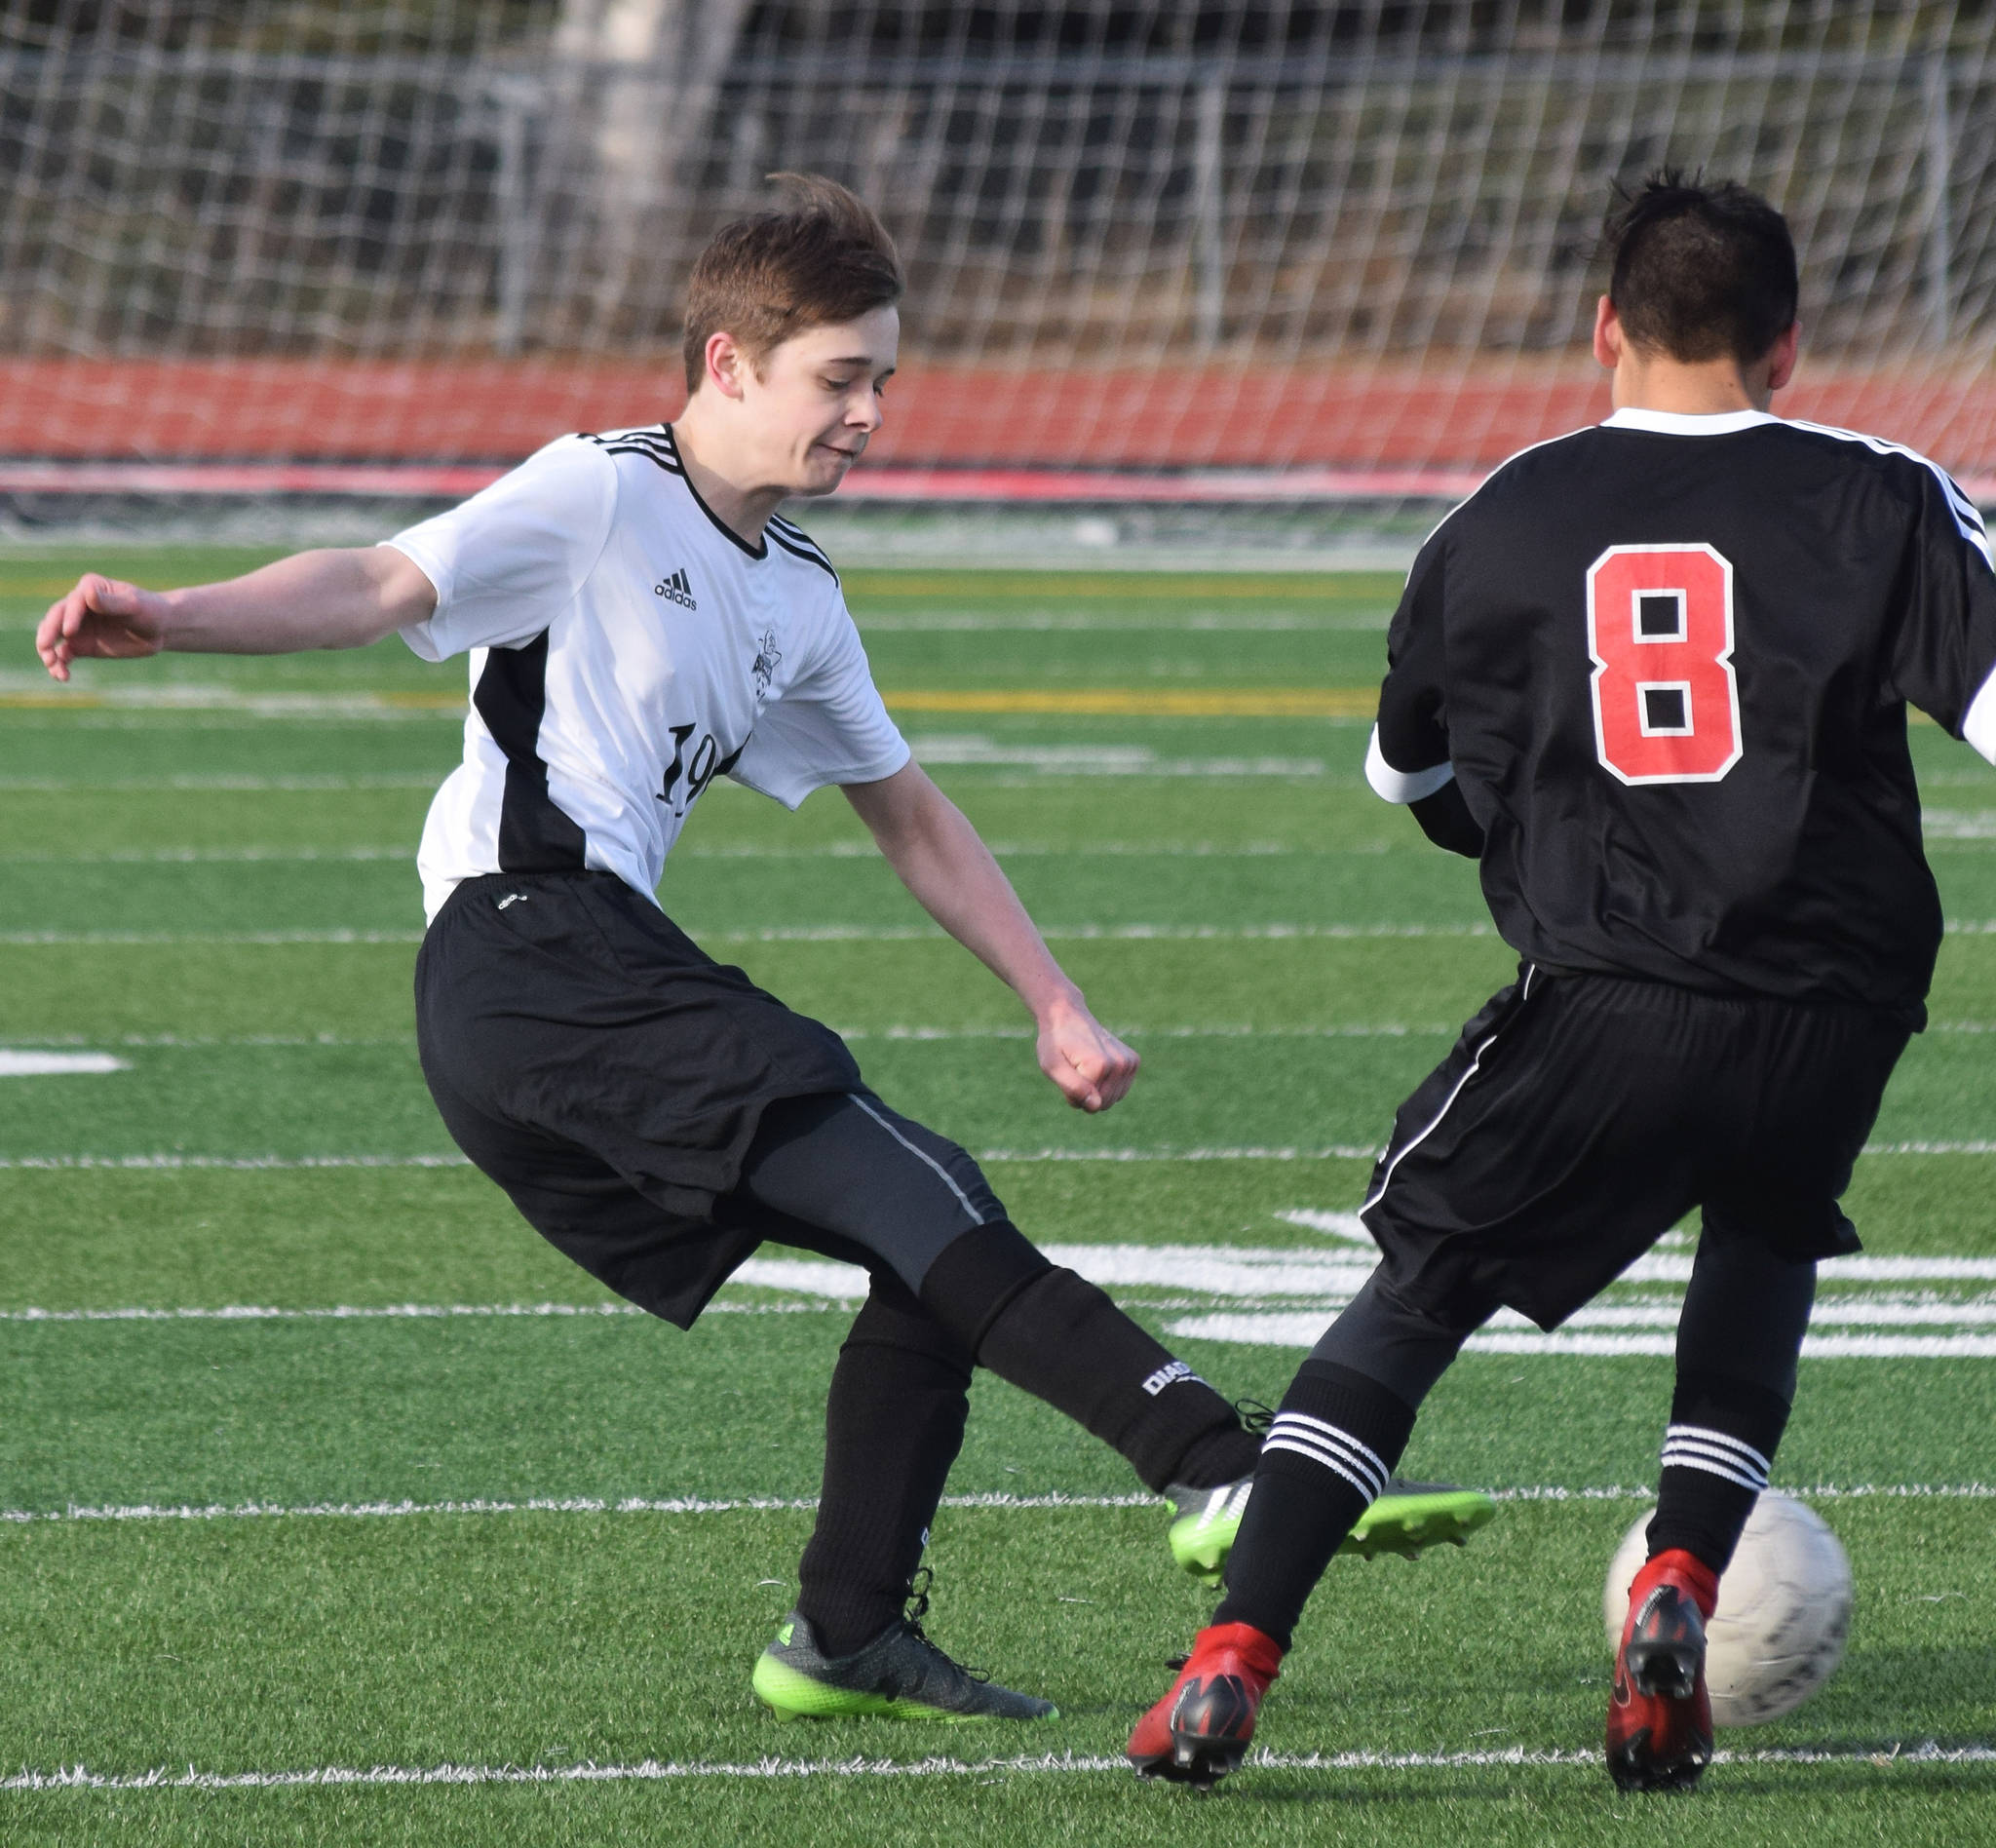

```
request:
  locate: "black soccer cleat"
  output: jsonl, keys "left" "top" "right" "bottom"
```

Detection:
{"left": 751, "top": 1609, "right": 1056, "bottom": 1723}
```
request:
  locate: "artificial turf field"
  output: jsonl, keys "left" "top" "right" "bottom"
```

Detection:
{"left": 1, "top": 549, "right": 1993, "bottom": 1847}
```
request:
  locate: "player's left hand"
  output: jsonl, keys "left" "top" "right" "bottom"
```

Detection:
{"left": 1036, "top": 993, "right": 1139, "bottom": 1112}
{"left": 37, "top": 574, "right": 170, "bottom": 682}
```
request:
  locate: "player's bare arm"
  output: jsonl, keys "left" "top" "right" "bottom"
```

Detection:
{"left": 36, "top": 547, "right": 437, "bottom": 681}
{"left": 843, "top": 759, "right": 1138, "bottom": 1113}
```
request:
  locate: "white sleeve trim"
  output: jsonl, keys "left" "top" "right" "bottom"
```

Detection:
{"left": 1967, "top": 663, "right": 1996, "bottom": 765}
{"left": 1785, "top": 417, "right": 1994, "bottom": 570}
{"left": 381, "top": 540, "right": 448, "bottom": 662}
{"left": 1365, "top": 725, "right": 1455, "bottom": 804}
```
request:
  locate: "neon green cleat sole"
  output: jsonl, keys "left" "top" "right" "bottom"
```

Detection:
{"left": 750, "top": 1613, "right": 1058, "bottom": 1723}
{"left": 1167, "top": 1478, "right": 1497, "bottom": 1585}
{"left": 1342, "top": 1482, "right": 1498, "bottom": 1561}
{"left": 752, "top": 1653, "right": 982, "bottom": 1723}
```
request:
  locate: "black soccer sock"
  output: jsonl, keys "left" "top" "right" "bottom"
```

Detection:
{"left": 1212, "top": 1361, "right": 1419, "bottom": 1651}
{"left": 1646, "top": 1370, "right": 1792, "bottom": 1575}
{"left": 1648, "top": 1226, "right": 1815, "bottom": 1573}
{"left": 795, "top": 1276, "right": 974, "bottom": 1659}
{"left": 919, "top": 1222, "right": 1260, "bottom": 1494}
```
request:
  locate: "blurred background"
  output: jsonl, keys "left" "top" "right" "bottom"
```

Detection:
{"left": 5, "top": 0, "right": 1996, "bottom": 559}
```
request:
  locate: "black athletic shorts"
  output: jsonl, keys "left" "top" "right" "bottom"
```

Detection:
{"left": 1360, "top": 965, "right": 1916, "bottom": 1331}
{"left": 415, "top": 869, "right": 877, "bottom": 1327}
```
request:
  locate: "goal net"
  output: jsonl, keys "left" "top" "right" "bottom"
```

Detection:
{"left": 6, "top": 1, "right": 1996, "bottom": 519}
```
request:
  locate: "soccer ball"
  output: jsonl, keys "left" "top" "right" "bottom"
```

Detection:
{"left": 1603, "top": 1492, "right": 1853, "bottom": 1726}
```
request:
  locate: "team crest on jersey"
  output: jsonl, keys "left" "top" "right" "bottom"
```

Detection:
{"left": 751, "top": 629, "right": 783, "bottom": 700}
{"left": 654, "top": 567, "right": 696, "bottom": 609}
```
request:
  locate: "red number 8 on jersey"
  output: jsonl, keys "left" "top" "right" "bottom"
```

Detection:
{"left": 1587, "top": 542, "right": 1743, "bottom": 785}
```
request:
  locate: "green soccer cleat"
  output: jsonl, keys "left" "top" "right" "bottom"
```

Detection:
{"left": 750, "top": 1610, "right": 1058, "bottom": 1723}
{"left": 1166, "top": 1477, "right": 1497, "bottom": 1585}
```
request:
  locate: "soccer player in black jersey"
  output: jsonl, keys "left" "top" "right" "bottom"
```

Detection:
{"left": 38, "top": 177, "right": 1481, "bottom": 1725}
{"left": 1131, "top": 173, "right": 1996, "bottom": 1792}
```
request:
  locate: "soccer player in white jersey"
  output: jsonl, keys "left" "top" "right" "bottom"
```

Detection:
{"left": 39, "top": 175, "right": 1485, "bottom": 1719}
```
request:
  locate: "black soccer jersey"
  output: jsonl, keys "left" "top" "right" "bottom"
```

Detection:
{"left": 1369, "top": 407, "right": 1996, "bottom": 1010}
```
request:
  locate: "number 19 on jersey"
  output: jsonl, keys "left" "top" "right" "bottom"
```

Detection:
{"left": 1587, "top": 542, "right": 1744, "bottom": 786}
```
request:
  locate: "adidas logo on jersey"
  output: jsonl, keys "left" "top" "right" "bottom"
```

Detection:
{"left": 654, "top": 567, "right": 697, "bottom": 609}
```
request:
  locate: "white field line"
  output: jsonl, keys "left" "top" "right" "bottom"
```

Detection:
{"left": 2, "top": 1484, "right": 1989, "bottom": 1530}
{"left": 0, "top": 847, "right": 413, "bottom": 865}
{"left": 15, "top": 1239, "right": 1996, "bottom": 1330}
{"left": 17, "top": 1296, "right": 1996, "bottom": 1335}
{"left": 0, "top": 749, "right": 1342, "bottom": 777}
{"left": 0, "top": 924, "right": 1499, "bottom": 946}
{"left": 1169, "top": 1312, "right": 1996, "bottom": 1358}
{"left": 0, "top": 842, "right": 1345, "bottom": 865}
{"left": 0, "top": 1025, "right": 1454, "bottom": 1049}
{"left": 0, "top": 931, "right": 427, "bottom": 946}
{"left": 0, "top": 775, "right": 442, "bottom": 791}
{"left": 7, "top": 1741, "right": 1995, "bottom": 1792}
{"left": 0, "top": 1491, "right": 1161, "bottom": 1526}
{"left": 10, "top": 1023, "right": 1996, "bottom": 1056}
{"left": 856, "top": 613, "right": 1353, "bottom": 631}
{"left": 3, "top": 1035, "right": 414, "bottom": 1048}
{"left": 0, "top": 1051, "right": 127, "bottom": 1075}
{"left": 12, "top": 1274, "right": 1996, "bottom": 1331}
{"left": 13, "top": 829, "right": 1991, "bottom": 864}
{"left": 908, "top": 739, "right": 1333, "bottom": 776}
{"left": 12, "top": 922, "right": 1996, "bottom": 948}
{"left": 973, "top": 1146, "right": 1387, "bottom": 1161}
{"left": 0, "top": 1154, "right": 475, "bottom": 1171}
{"left": 1924, "top": 810, "right": 1996, "bottom": 839}
{"left": 5, "top": 1144, "right": 1996, "bottom": 1170}
{"left": 0, "top": 684, "right": 459, "bottom": 719}
{"left": 836, "top": 1023, "right": 1453, "bottom": 1042}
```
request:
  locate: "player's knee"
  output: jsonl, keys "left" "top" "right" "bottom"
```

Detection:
{"left": 916, "top": 1219, "right": 1055, "bottom": 1352}
{"left": 844, "top": 1270, "right": 976, "bottom": 1375}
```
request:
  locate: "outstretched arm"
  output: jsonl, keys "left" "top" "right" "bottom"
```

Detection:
{"left": 843, "top": 760, "right": 1139, "bottom": 1113}
{"left": 36, "top": 547, "right": 438, "bottom": 681}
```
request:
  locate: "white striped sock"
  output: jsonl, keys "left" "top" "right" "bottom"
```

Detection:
{"left": 1262, "top": 1411, "right": 1389, "bottom": 1503}
{"left": 1660, "top": 1423, "right": 1771, "bottom": 1493}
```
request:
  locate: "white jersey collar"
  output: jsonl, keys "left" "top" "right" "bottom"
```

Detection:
{"left": 1600, "top": 406, "right": 1782, "bottom": 437}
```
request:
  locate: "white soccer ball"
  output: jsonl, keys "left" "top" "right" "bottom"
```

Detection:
{"left": 1603, "top": 1492, "right": 1853, "bottom": 1726}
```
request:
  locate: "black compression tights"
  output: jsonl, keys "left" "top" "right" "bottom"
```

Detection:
{"left": 729, "top": 1094, "right": 1259, "bottom": 1650}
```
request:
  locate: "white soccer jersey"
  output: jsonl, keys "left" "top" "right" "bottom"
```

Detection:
{"left": 387, "top": 423, "right": 909, "bottom": 922}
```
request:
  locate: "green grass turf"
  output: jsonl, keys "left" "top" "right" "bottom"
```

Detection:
{"left": 1, "top": 1503, "right": 1992, "bottom": 1845}
{"left": 0, "top": 556, "right": 1993, "bottom": 1844}
{"left": 2, "top": 1027, "right": 1994, "bottom": 1163}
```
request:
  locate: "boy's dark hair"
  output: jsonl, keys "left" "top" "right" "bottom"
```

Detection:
{"left": 1602, "top": 171, "right": 1798, "bottom": 365}
{"left": 682, "top": 174, "right": 903, "bottom": 392}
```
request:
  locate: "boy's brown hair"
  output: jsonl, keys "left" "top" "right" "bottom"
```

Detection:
{"left": 682, "top": 174, "right": 904, "bottom": 392}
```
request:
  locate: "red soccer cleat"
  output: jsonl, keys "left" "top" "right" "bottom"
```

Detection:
{"left": 1606, "top": 1548, "right": 1719, "bottom": 1792}
{"left": 1128, "top": 1622, "right": 1285, "bottom": 1791}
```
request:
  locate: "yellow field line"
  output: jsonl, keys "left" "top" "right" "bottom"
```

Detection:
{"left": 1, "top": 686, "right": 1952, "bottom": 729}
{"left": 842, "top": 571, "right": 1394, "bottom": 598}
{"left": 0, "top": 690, "right": 472, "bottom": 711}
{"left": 0, "top": 687, "right": 1379, "bottom": 717}
{"left": 0, "top": 570, "right": 1389, "bottom": 602}
{"left": 884, "top": 688, "right": 1378, "bottom": 716}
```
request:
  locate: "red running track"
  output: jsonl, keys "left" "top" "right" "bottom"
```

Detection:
{"left": 3, "top": 357, "right": 1993, "bottom": 487}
